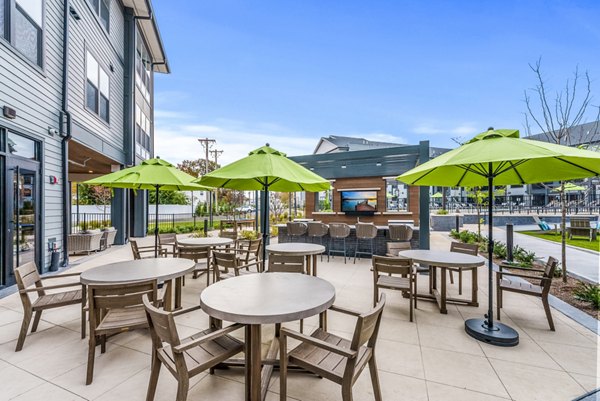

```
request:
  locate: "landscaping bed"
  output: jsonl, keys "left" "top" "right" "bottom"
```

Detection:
{"left": 519, "top": 230, "right": 599, "bottom": 252}
{"left": 450, "top": 229, "right": 600, "bottom": 319}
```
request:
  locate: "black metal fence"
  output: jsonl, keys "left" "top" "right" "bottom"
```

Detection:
{"left": 71, "top": 213, "right": 112, "bottom": 233}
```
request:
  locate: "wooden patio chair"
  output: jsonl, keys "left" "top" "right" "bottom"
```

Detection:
{"left": 237, "top": 238, "right": 263, "bottom": 272}
{"left": 14, "top": 262, "right": 85, "bottom": 351}
{"left": 130, "top": 239, "right": 166, "bottom": 259}
{"left": 373, "top": 256, "right": 417, "bottom": 321}
{"left": 448, "top": 242, "right": 479, "bottom": 295}
{"left": 279, "top": 294, "right": 386, "bottom": 401}
{"left": 212, "top": 250, "right": 260, "bottom": 281}
{"left": 177, "top": 245, "right": 210, "bottom": 285}
{"left": 143, "top": 295, "right": 245, "bottom": 401}
{"left": 496, "top": 256, "right": 558, "bottom": 331}
{"left": 86, "top": 280, "right": 158, "bottom": 384}
{"left": 159, "top": 233, "right": 178, "bottom": 256}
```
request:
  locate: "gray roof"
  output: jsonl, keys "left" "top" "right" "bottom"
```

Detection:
{"left": 314, "top": 135, "right": 406, "bottom": 154}
{"left": 527, "top": 121, "right": 600, "bottom": 146}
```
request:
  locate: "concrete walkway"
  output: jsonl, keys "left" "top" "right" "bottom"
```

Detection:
{"left": 463, "top": 224, "right": 599, "bottom": 284}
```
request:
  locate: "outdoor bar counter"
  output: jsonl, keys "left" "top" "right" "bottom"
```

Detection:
{"left": 276, "top": 223, "right": 420, "bottom": 256}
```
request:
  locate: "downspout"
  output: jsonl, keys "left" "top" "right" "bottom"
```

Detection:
{"left": 60, "top": 0, "right": 72, "bottom": 267}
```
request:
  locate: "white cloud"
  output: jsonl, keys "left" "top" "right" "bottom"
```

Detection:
{"left": 413, "top": 123, "right": 478, "bottom": 136}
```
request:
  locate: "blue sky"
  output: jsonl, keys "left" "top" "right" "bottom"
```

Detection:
{"left": 152, "top": 0, "right": 600, "bottom": 165}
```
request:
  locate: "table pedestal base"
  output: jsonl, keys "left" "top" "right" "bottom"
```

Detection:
{"left": 465, "top": 318, "right": 519, "bottom": 347}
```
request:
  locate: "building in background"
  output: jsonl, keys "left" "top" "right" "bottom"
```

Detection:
{"left": 0, "top": 0, "right": 168, "bottom": 287}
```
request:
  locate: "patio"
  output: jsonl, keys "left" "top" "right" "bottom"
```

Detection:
{"left": 0, "top": 233, "right": 597, "bottom": 401}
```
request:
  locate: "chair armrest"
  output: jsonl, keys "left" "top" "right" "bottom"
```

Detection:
{"left": 20, "top": 282, "right": 81, "bottom": 293}
{"left": 171, "top": 304, "right": 203, "bottom": 317}
{"left": 498, "top": 264, "right": 545, "bottom": 273}
{"left": 40, "top": 272, "right": 81, "bottom": 279}
{"left": 280, "top": 328, "right": 357, "bottom": 359}
{"left": 173, "top": 323, "right": 244, "bottom": 353}
{"left": 497, "top": 271, "right": 550, "bottom": 281}
{"left": 328, "top": 304, "right": 362, "bottom": 317}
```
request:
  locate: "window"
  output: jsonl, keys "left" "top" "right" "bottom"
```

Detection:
{"left": 1, "top": 0, "right": 44, "bottom": 66}
{"left": 386, "top": 179, "right": 407, "bottom": 211}
{"left": 135, "top": 31, "right": 152, "bottom": 103}
{"left": 87, "top": 0, "right": 109, "bottom": 31}
{"left": 7, "top": 132, "right": 38, "bottom": 160}
{"left": 86, "top": 50, "right": 110, "bottom": 123}
{"left": 135, "top": 103, "right": 151, "bottom": 159}
{"left": 315, "top": 189, "right": 333, "bottom": 212}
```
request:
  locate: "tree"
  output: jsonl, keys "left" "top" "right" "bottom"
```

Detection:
{"left": 524, "top": 59, "right": 600, "bottom": 281}
{"left": 269, "top": 192, "right": 287, "bottom": 223}
{"left": 148, "top": 190, "right": 189, "bottom": 205}
{"left": 177, "top": 159, "right": 220, "bottom": 178}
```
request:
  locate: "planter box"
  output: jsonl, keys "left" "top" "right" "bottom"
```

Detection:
{"left": 430, "top": 214, "right": 463, "bottom": 231}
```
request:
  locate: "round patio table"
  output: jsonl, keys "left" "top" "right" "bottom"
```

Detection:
{"left": 265, "top": 243, "right": 325, "bottom": 276}
{"left": 398, "top": 249, "right": 485, "bottom": 314}
{"left": 80, "top": 258, "right": 195, "bottom": 310}
{"left": 200, "top": 273, "right": 335, "bottom": 401}
{"left": 177, "top": 237, "right": 234, "bottom": 247}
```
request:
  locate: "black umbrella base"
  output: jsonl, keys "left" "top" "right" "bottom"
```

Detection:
{"left": 465, "top": 318, "right": 519, "bottom": 347}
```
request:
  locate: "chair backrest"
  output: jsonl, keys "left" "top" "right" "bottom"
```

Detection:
{"left": 356, "top": 223, "right": 378, "bottom": 239}
{"left": 372, "top": 256, "right": 413, "bottom": 276}
{"left": 268, "top": 254, "right": 305, "bottom": 273}
{"left": 307, "top": 222, "right": 328, "bottom": 238}
{"left": 287, "top": 222, "right": 308, "bottom": 237}
{"left": 450, "top": 241, "right": 479, "bottom": 256}
{"left": 388, "top": 224, "right": 413, "bottom": 241}
{"left": 220, "top": 231, "right": 238, "bottom": 240}
{"left": 570, "top": 217, "right": 590, "bottom": 228}
{"left": 541, "top": 256, "right": 558, "bottom": 293}
{"left": 350, "top": 293, "right": 386, "bottom": 352}
{"left": 14, "top": 262, "right": 44, "bottom": 306}
{"left": 88, "top": 280, "right": 157, "bottom": 312}
{"left": 143, "top": 294, "right": 181, "bottom": 348}
{"left": 386, "top": 241, "right": 410, "bottom": 256}
{"left": 130, "top": 239, "right": 142, "bottom": 260}
{"left": 177, "top": 245, "right": 208, "bottom": 261}
{"left": 239, "top": 238, "right": 262, "bottom": 262}
{"left": 328, "top": 223, "right": 351, "bottom": 239}
{"left": 213, "top": 251, "right": 237, "bottom": 278}
{"left": 159, "top": 233, "right": 177, "bottom": 246}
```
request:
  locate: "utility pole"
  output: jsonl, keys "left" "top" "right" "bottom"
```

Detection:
{"left": 198, "top": 138, "right": 216, "bottom": 227}
{"left": 210, "top": 149, "right": 223, "bottom": 212}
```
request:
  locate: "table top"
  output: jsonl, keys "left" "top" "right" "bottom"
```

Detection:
{"left": 200, "top": 273, "right": 336, "bottom": 324}
{"left": 80, "top": 258, "right": 196, "bottom": 285}
{"left": 177, "top": 237, "right": 234, "bottom": 247}
{"left": 266, "top": 243, "right": 326, "bottom": 256}
{"left": 398, "top": 249, "right": 485, "bottom": 268}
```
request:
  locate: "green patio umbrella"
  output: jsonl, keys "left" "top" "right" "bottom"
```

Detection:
{"left": 431, "top": 192, "right": 443, "bottom": 198}
{"left": 551, "top": 182, "right": 586, "bottom": 192}
{"left": 194, "top": 144, "right": 331, "bottom": 261}
{"left": 85, "top": 157, "right": 210, "bottom": 257}
{"left": 397, "top": 128, "right": 600, "bottom": 347}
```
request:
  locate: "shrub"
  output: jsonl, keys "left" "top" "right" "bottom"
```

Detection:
{"left": 436, "top": 209, "right": 449, "bottom": 215}
{"left": 492, "top": 241, "right": 507, "bottom": 259}
{"left": 449, "top": 229, "right": 460, "bottom": 239}
{"left": 240, "top": 230, "right": 258, "bottom": 240}
{"left": 573, "top": 283, "right": 600, "bottom": 309}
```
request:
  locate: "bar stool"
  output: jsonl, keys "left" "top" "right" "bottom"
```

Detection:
{"left": 307, "top": 222, "right": 329, "bottom": 261}
{"left": 286, "top": 222, "right": 307, "bottom": 242}
{"left": 354, "top": 222, "right": 378, "bottom": 263}
{"left": 328, "top": 223, "right": 351, "bottom": 263}
{"left": 388, "top": 224, "right": 413, "bottom": 243}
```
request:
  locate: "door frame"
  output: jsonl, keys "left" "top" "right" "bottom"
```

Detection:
{"left": 4, "top": 156, "right": 42, "bottom": 287}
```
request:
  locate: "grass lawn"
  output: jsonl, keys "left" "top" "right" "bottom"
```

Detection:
{"left": 520, "top": 231, "right": 600, "bottom": 252}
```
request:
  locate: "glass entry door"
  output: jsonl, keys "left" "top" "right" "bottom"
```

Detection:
{"left": 4, "top": 159, "right": 39, "bottom": 286}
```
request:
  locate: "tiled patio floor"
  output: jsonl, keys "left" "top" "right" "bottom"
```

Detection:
{"left": 0, "top": 233, "right": 597, "bottom": 401}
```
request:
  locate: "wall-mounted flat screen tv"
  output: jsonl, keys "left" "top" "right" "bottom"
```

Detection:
{"left": 340, "top": 190, "right": 378, "bottom": 212}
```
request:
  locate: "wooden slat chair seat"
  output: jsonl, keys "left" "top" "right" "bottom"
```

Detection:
{"left": 143, "top": 296, "right": 245, "bottom": 401}
{"left": 14, "top": 262, "right": 85, "bottom": 351}
{"left": 86, "top": 280, "right": 158, "bottom": 385}
{"left": 448, "top": 242, "right": 479, "bottom": 295}
{"left": 373, "top": 256, "right": 417, "bottom": 321}
{"left": 279, "top": 295, "right": 386, "bottom": 401}
{"left": 497, "top": 256, "right": 558, "bottom": 331}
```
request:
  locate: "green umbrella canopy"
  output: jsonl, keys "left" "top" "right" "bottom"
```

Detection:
{"left": 551, "top": 182, "right": 586, "bottom": 192}
{"left": 194, "top": 144, "right": 331, "bottom": 192}
{"left": 84, "top": 158, "right": 210, "bottom": 191}
{"left": 397, "top": 129, "right": 600, "bottom": 187}
{"left": 430, "top": 192, "right": 443, "bottom": 198}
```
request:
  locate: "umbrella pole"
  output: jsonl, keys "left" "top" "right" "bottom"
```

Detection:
{"left": 465, "top": 163, "right": 519, "bottom": 346}
{"left": 261, "top": 184, "right": 270, "bottom": 264}
{"left": 155, "top": 185, "right": 159, "bottom": 258}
